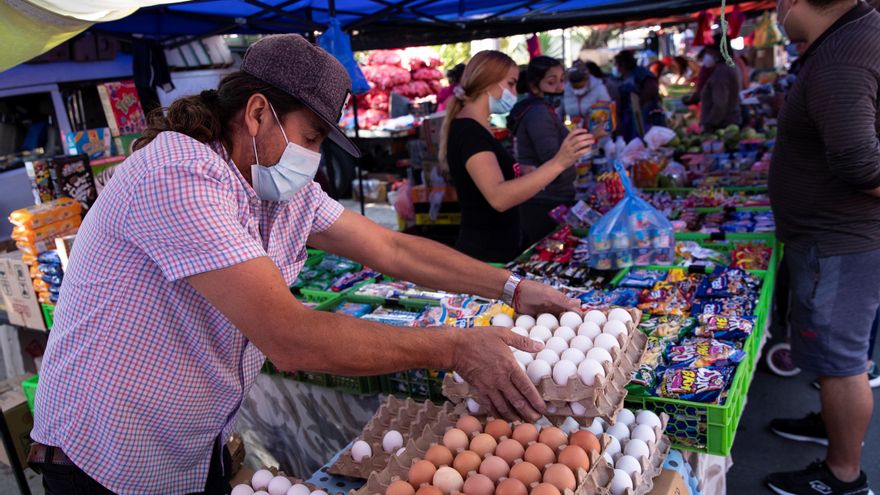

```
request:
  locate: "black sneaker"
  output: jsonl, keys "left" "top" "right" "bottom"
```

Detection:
{"left": 766, "top": 460, "right": 873, "bottom": 495}
{"left": 770, "top": 412, "right": 828, "bottom": 446}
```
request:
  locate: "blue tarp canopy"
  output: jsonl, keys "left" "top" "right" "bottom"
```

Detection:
{"left": 93, "top": 0, "right": 746, "bottom": 50}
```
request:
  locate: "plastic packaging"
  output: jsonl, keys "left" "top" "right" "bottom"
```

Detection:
{"left": 588, "top": 161, "right": 674, "bottom": 270}
{"left": 9, "top": 198, "right": 81, "bottom": 230}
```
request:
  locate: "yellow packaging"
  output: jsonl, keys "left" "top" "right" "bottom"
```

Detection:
{"left": 11, "top": 217, "right": 81, "bottom": 244}
{"left": 8, "top": 198, "right": 81, "bottom": 230}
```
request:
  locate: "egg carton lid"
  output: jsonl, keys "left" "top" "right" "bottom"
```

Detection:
{"left": 443, "top": 309, "right": 645, "bottom": 423}
{"left": 332, "top": 402, "right": 461, "bottom": 480}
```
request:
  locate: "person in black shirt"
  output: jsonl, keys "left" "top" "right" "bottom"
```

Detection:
{"left": 439, "top": 51, "right": 594, "bottom": 263}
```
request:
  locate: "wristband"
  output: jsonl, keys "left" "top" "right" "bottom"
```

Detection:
{"left": 502, "top": 274, "right": 522, "bottom": 308}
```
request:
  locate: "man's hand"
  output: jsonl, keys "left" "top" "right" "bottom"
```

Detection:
{"left": 452, "top": 327, "right": 546, "bottom": 421}
{"left": 515, "top": 279, "right": 580, "bottom": 316}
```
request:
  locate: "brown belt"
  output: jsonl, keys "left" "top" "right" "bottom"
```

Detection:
{"left": 28, "top": 442, "right": 74, "bottom": 466}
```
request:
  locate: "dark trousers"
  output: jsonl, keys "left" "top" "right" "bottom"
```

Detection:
{"left": 36, "top": 440, "right": 232, "bottom": 495}
{"left": 520, "top": 199, "right": 562, "bottom": 248}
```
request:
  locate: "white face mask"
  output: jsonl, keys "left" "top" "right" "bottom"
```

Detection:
{"left": 702, "top": 54, "right": 717, "bottom": 68}
{"left": 251, "top": 104, "right": 322, "bottom": 202}
{"left": 573, "top": 85, "right": 590, "bottom": 96}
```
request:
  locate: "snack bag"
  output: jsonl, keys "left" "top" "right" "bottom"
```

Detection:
{"left": 9, "top": 198, "right": 81, "bottom": 230}
{"left": 694, "top": 315, "right": 755, "bottom": 340}
{"left": 657, "top": 366, "right": 735, "bottom": 403}
{"left": 665, "top": 338, "right": 746, "bottom": 368}
{"left": 588, "top": 160, "right": 674, "bottom": 270}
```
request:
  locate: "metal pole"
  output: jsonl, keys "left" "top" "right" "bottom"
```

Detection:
{"left": 352, "top": 95, "right": 366, "bottom": 216}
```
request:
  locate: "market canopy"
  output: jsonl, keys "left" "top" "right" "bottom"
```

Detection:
{"left": 91, "top": 0, "right": 762, "bottom": 50}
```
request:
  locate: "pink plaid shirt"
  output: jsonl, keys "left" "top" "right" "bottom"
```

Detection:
{"left": 32, "top": 131, "right": 343, "bottom": 494}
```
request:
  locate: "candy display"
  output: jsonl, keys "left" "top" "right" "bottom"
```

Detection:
{"left": 292, "top": 255, "right": 376, "bottom": 293}
{"left": 693, "top": 315, "right": 755, "bottom": 341}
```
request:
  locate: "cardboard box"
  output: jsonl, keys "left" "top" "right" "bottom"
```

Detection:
{"left": 647, "top": 469, "right": 689, "bottom": 495}
{"left": 0, "top": 253, "right": 47, "bottom": 332}
{"left": 0, "top": 375, "right": 36, "bottom": 467}
{"left": 64, "top": 128, "right": 112, "bottom": 161}
{"left": 96, "top": 80, "right": 147, "bottom": 137}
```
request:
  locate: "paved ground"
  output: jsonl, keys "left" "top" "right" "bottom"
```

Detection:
{"left": 3, "top": 201, "right": 877, "bottom": 495}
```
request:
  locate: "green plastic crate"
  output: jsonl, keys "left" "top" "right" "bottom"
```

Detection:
{"left": 41, "top": 304, "right": 55, "bottom": 331}
{"left": 616, "top": 264, "right": 773, "bottom": 456}
{"left": 22, "top": 374, "right": 38, "bottom": 415}
{"left": 326, "top": 375, "right": 382, "bottom": 395}
{"left": 380, "top": 369, "right": 446, "bottom": 403}
{"left": 295, "top": 371, "right": 330, "bottom": 387}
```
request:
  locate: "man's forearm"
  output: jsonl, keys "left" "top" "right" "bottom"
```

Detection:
{"left": 272, "top": 308, "right": 458, "bottom": 375}
{"left": 376, "top": 232, "right": 510, "bottom": 300}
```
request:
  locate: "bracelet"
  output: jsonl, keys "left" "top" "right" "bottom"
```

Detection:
{"left": 502, "top": 274, "right": 522, "bottom": 308}
{"left": 512, "top": 282, "right": 523, "bottom": 314}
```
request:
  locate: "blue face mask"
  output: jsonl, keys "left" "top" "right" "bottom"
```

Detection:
{"left": 250, "top": 104, "right": 322, "bottom": 202}
{"left": 611, "top": 66, "right": 621, "bottom": 78}
{"left": 489, "top": 84, "right": 517, "bottom": 114}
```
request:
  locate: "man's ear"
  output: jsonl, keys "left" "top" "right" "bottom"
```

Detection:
{"left": 244, "top": 93, "right": 270, "bottom": 138}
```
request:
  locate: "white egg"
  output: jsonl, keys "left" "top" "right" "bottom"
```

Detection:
{"left": 552, "top": 359, "right": 578, "bottom": 386}
{"left": 615, "top": 454, "right": 643, "bottom": 481}
{"left": 636, "top": 410, "right": 662, "bottom": 429}
{"left": 569, "top": 335, "right": 593, "bottom": 354}
{"left": 602, "top": 452, "right": 615, "bottom": 466}
{"left": 616, "top": 409, "right": 636, "bottom": 426}
{"left": 382, "top": 430, "right": 404, "bottom": 453}
{"left": 268, "top": 477, "right": 292, "bottom": 495}
{"left": 252, "top": 470, "right": 274, "bottom": 491}
{"left": 255, "top": 492, "right": 269, "bottom": 495}
{"left": 605, "top": 423, "right": 630, "bottom": 441}
{"left": 558, "top": 311, "right": 582, "bottom": 328}
{"left": 586, "top": 417, "right": 606, "bottom": 436}
{"left": 515, "top": 315, "right": 536, "bottom": 330}
{"left": 586, "top": 347, "right": 613, "bottom": 364}
{"left": 492, "top": 313, "right": 515, "bottom": 327}
{"left": 536, "top": 349, "right": 561, "bottom": 366}
{"left": 594, "top": 333, "right": 621, "bottom": 352}
{"left": 396, "top": 447, "right": 407, "bottom": 456}
{"left": 544, "top": 336, "right": 569, "bottom": 355}
{"left": 631, "top": 424, "right": 657, "bottom": 445}
{"left": 287, "top": 485, "right": 311, "bottom": 495}
{"left": 527, "top": 359, "right": 552, "bottom": 384}
{"left": 607, "top": 307, "right": 634, "bottom": 323}
{"left": 603, "top": 320, "right": 629, "bottom": 339}
{"left": 514, "top": 350, "right": 534, "bottom": 366}
{"left": 583, "top": 310, "right": 607, "bottom": 326}
{"left": 453, "top": 371, "right": 465, "bottom": 384}
{"left": 577, "top": 321, "right": 602, "bottom": 340}
{"left": 529, "top": 325, "right": 553, "bottom": 343}
{"left": 511, "top": 326, "right": 529, "bottom": 337}
{"left": 311, "top": 491, "right": 329, "bottom": 495}
{"left": 351, "top": 440, "right": 372, "bottom": 462}
{"left": 577, "top": 358, "right": 606, "bottom": 386}
{"left": 560, "top": 348, "right": 586, "bottom": 364}
{"left": 553, "top": 326, "right": 576, "bottom": 343}
{"left": 536, "top": 313, "right": 559, "bottom": 330}
{"left": 624, "top": 438, "right": 650, "bottom": 460}
{"left": 466, "top": 398, "right": 482, "bottom": 414}
{"left": 546, "top": 403, "right": 559, "bottom": 414}
{"left": 570, "top": 401, "right": 587, "bottom": 416}
{"left": 232, "top": 485, "right": 256, "bottom": 495}
{"left": 609, "top": 468, "right": 634, "bottom": 495}
{"left": 605, "top": 435, "right": 622, "bottom": 457}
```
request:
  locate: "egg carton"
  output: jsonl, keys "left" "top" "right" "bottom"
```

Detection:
{"left": 576, "top": 414, "right": 671, "bottom": 495}
{"left": 235, "top": 467, "right": 343, "bottom": 495}
{"left": 330, "top": 398, "right": 461, "bottom": 479}
{"left": 443, "top": 310, "right": 645, "bottom": 422}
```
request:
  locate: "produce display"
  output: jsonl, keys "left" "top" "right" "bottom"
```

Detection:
{"left": 354, "top": 403, "right": 670, "bottom": 495}
{"left": 443, "top": 309, "right": 645, "bottom": 422}
{"left": 356, "top": 48, "right": 445, "bottom": 128}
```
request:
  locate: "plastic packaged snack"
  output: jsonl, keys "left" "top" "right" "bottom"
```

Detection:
{"left": 657, "top": 366, "right": 735, "bottom": 403}
{"left": 334, "top": 302, "right": 373, "bottom": 318}
{"left": 11, "top": 217, "right": 81, "bottom": 245}
{"left": 665, "top": 338, "right": 746, "bottom": 369}
{"left": 8, "top": 198, "right": 81, "bottom": 230}
{"left": 694, "top": 315, "right": 755, "bottom": 340}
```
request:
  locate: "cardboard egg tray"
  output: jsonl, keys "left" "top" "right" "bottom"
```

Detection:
{"left": 353, "top": 412, "right": 670, "bottom": 495}
{"left": 443, "top": 308, "right": 645, "bottom": 423}
{"left": 236, "top": 467, "right": 343, "bottom": 495}
{"left": 329, "top": 396, "right": 460, "bottom": 479}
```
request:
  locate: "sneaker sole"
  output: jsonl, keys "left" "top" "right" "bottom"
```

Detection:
{"left": 869, "top": 375, "right": 880, "bottom": 388}
{"left": 768, "top": 483, "right": 875, "bottom": 495}
{"left": 770, "top": 428, "right": 829, "bottom": 446}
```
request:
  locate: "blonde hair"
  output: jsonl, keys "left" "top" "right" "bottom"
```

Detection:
{"left": 438, "top": 50, "right": 517, "bottom": 167}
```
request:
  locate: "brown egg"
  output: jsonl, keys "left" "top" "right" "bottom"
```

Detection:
{"left": 409, "top": 460, "right": 439, "bottom": 487}
{"left": 387, "top": 480, "right": 417, "bottom": 495}
{"left": 568, "top": 431, "right": 600, "bottom": 456}
{"left": 425, "top": 445, "right": 454, "bottom": 468}
{"left": 462, "top": 473, "right": 495, "bottom": 495}
{"left": 495, "top": 439, "right": 525, "bottom": 466}
{"left": 530, "top": 483, "right": 562, "bottom": 495}
{"left": 416, "top": 486, "right": 443, "bottom": 495}
{"left": 557, "top": 445, "right": 590, "bottom": 473}
{"left": 456, "top": 416, "right": 484, "bottom": 437}
{"left": 508, "top": 461, "right": 542, "bottom": 486}
{"left": 444, "top": 428, "right": 470, "bottom": 452}
{"left": 511, "top": 424, "right": 539, "bottom": 447}
{"left": 495, "top": 478, "right": 528, "bottom": 495}
{"left": 485, "top": 419, "right": 512, "bottom": 441}
{"left": 537, "top": 427, "right": 567, "bottom": 452}
{"left": 433, "top": 466, "right": 465, "bottom": 495}
{"left": 478, "top": 455, "right": 510, "bottom": 482}
{"left": 469, "top": 433, "right": 498, "bottom": 458}
{"left": 523, "top": 443, "right": 556, "bottom": 470}
{"left": 542, "top": 464, "right": 576, "bottom": 492}
{"left": 452, "top": 450, "right": 483, "bottom": 478}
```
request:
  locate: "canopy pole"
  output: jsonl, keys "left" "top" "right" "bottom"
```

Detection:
{"left": 328, "top": 0, "right": 336, "bottom": 18}
{"left": 352, "top": 95, "right": 366, "bottom": 216}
